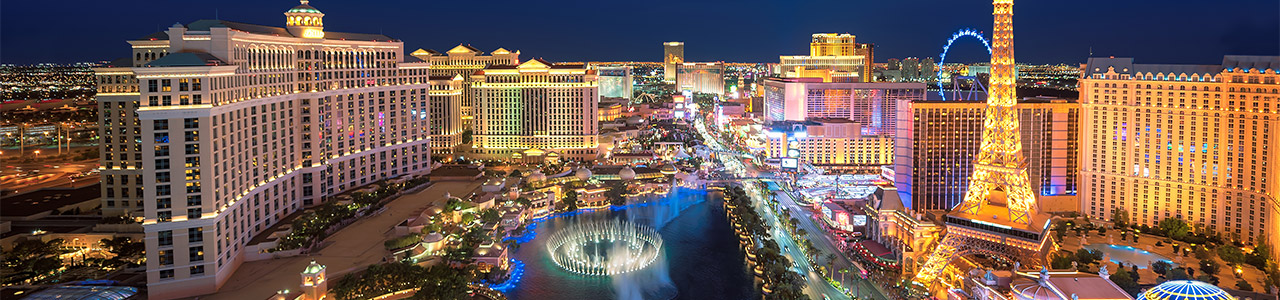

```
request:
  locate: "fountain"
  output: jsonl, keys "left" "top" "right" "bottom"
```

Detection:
{"left": 546, "top": 219, "right": 664, "bottom": 276}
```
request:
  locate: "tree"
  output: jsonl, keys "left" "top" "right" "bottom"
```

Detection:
{"left": 411, "top": 265, "right": 477, "bottom": 300}
{"left": 561, "top": 190, "right": 579, "bottom": 212}
{"left": 1110, "top": 268, "right": 1138, "bottom": 291}
{"left": 606, "top": 180, "right": 632, "bottom": 206}
{"left": 99, "top": 237, "right": 144, "bottom": 264}
{"left": 1195, "top": 274, "right": 1219, "bottom": 285}
{"left": 1157, "top": 217, "right": 1191, "bottom": 240}
{"left": 1219, "top": 245, "right": 1246, "bottom": 265}
{"left": 825, "top": 253, "right": 837, "bottom": 276}
{"left": 1051, "top": 255, "right": 1075, "bottom": 269}
{"left": 509, "top": 169, "right": 523, "bottom": 178}
{"left": 1165, "top": 267, "right": 1191, "bottom": 281}
{"left": 479, "top": 208, "right": 501, "bottom": 224}
{"left": 1075, "top": 249, "right": 1102, "bottom": 265}
{"left": 1236, "top": 280, "right": 1254, "bottom": 292}
{"left": 1202, "top": 259, "right": 1221, "bottom": 275}
{"left": 514, "top": 196, "right": 532, "bottom": 207}
{"left": 1112, "top": 208, "right": 1130, "bottom": 229}
{"left": 1152, "top": 260, "right": 1173, "bottom": 276}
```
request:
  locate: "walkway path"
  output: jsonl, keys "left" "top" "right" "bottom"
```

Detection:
{"left": 201, "top": 180, "right": 482, "bottom": 300}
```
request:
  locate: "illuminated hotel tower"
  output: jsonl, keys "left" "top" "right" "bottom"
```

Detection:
{"left": 411, "top": 45, "right": 520, "bottom": 126}
{"left": 470, "top": 59, "right": 600, "bottom": 162}
{"left": 778, "top": 33, "right": 875, "bottom": 83}
{"left": 914, "top": 0, "right": 1055, "bottom": 283}
{"left": 1080, "top": 55, "right": 1279, "bottom": 259}
{"left": 92, "top": 1, "right": 432, "bottom": 298}
{"left": 663, "top": 42, "right": 684, "bottom": 83}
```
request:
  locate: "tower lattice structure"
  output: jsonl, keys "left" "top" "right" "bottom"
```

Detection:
{"left": 913, "top": 0, "right": 1053, "bottom": 283}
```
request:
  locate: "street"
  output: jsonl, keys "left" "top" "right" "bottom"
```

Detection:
{"left": 692, "top": 111, "right": 887, "bottom": 300}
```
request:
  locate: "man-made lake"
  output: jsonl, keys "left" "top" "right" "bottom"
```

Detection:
{"left": 502, "top": 188, "right": 759, "bottom": 300}
{"left": 1084, "top": 243, "right": 1177, "bottom": 269}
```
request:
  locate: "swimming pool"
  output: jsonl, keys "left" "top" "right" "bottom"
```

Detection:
{"left": 1083, "top": 243, "right": 1177, "bottom": 269}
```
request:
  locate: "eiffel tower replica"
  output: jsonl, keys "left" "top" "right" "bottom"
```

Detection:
{"left": 912, "top": 0, "right": 1054, "bottom": 283}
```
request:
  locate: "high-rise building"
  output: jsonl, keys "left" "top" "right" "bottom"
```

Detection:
{"left": 92, "top": 2, "right": 433, "bottom": 298}
{"left": 893, "top": 98, "right": 1081, "bottom": 212}
{"left": 921, "top": 57, "right": 937, "bottom": 83}
{"left": 411, "top": 45, "right": 520, "bottom": 125}
{"left": 1079, "top": 56, "right": 1280, "bottom": 255}
{"left": 901, "top": 57, "right": 920, "bottom": 81}
{"left": 94, "top": 61, "right": 144, "bottom": 217}
{"left": 763, "top": 119, "right": 895, "bottom": 171}
{"left": 663, "top": 42, "right": 684, "bottom": 83}
{"left": 761, "top": 77, "right": 923, "bottom": 135}
{"left": 471, "top": 59, "right": 599, "bottom": 162}
{"left": 778, "top": 33, "right": 875, "bottom": 83}
{"left": 428, "top": 74, "right": 465, "bottom": 154}
{"left": 676, "top": 62, "right": 724, "bottom": 95}
{"left": 597, "top": 66, "right": 633, "bottom": 99}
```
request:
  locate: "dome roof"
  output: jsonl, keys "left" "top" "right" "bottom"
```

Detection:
{"left": 1139, "top": 280, "right": 1235, "bottom": 300}
{"left": 619, "top": 166, "right": 637, "bottom": 181}
{"left": 287, "top": 0, "right": 323, "bottom": 14}
{"left": 1010, "top": 277, "right": 1062, "bottom": 300}
{"left": 660, "top": 165, "right": 678, "bottom": 175}
{"left": 575, "top": 167, "right": 593, "bottom": 181}
{"left": 302, "top": 259, "right": 324, "bottom": 274}
{"left": 528, "top": 170, "right": 547, "bottom": 182}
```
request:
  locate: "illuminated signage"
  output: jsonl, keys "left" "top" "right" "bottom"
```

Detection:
{"left": 780, "top": 158, "right": 799, "bottom": 170}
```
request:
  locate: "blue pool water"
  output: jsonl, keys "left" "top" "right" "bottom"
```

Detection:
{"left": 1083, "top": 243, "right": 1177, "bottom": 269}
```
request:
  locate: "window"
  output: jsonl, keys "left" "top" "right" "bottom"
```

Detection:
{"left": 184, "top": 118, "right": 199, "bottom": 129}
{"left": 157, "top": 197, "right": 171, "bottom": 209}
{"left": 160, "top": 269, "right": 174, "bottom": 279}
{"left": 190, "top": 265, "right": 205, "bottom": 276}
{"left": 154, "top": 132, "right": 169, "bottom": 143}
{"left": 161, "top": 79, "right": 171, "bottom": 92}
{"left": 187, "top": 207, "right": 202, "bottom": 219}
{"left": 158, "top": 230, "right": 173, "bottom": 246}
{"left": 156, "top": 159, "right": 171, "bottom": 170}
{"left": 189, "top": 246, "right": 204, "bottom": 262}
{"left": 188, "top": 227, "right": 203, "bottom": 243}
{"left": 154, "top": 120, "right": 169, "bottom": 130}
{"left": 179, "top": 79, "right": 189, "bottom": 91}
{"left": 155, "top": 146, "right": 169, "bottom": 157}
{"left": 192, "top": 78, "right": 202, "bottom": 91}
{"left": 184, "top": 131, "right": 199, "bottom": 142}
{"left": 156, "top": 185, "right": 171, "bottom": 196}
{"left": 187, "top": 195, "right": 202, "bottom": 206}
{"left": 185, "top": 157, "right": 200, "bottom": 168}
{"left": 148, "top": 80, "right": 158, "bottom": 92}
{"left": 156, "top": 172, "right": 170, "bottom": 183}
{"left": 159, "top": 250, "right": 174, "bottom": 265}
{"left": 158, "top": 211, "right": 172, "bottom": 222}
{"left": 184, "top": 144, "right": 199, "bottom": 155}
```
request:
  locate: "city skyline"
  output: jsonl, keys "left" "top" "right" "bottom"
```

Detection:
{"left": 1, "top": 0, "right": 1277, "bottom": 299}
{"left": 1, "top": 0, "right": 1276, "bottom": 65}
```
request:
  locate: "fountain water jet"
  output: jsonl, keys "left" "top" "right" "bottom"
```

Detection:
{"left": 546, "top": 219, "right": 664, "bottom": 276}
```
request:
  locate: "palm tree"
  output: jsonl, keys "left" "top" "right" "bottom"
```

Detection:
{"left": 826, "top": 252, "right": 838, "bottom": 277}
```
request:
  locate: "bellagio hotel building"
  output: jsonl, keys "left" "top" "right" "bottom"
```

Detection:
{"left": 91, "top": 1, "right": 432, "bottom": 298}
{"left": 1080, "top": 56, "right": 1279, "bottom": 258}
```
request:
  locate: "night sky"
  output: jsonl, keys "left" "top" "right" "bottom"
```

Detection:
{"left": 2, "top": 0, "right": 1276, "bottom": 65}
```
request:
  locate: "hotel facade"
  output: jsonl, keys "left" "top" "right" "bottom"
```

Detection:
{"left": 411, "top": 45, "right": 520, "bottom": 125}
{"left": 893, "top": 98, "right": 1081, "bottom": 212}
{"left": 777, "top": 33, "right": 875, "bottom": 83}
{"left": 1079, "top": 56, "right": 1279, "bottom": 256}
{"left": 470, "top": 59, "right": 600, "bottom": 162}
{"left": 676, "top": 62, "right": 725, "bottom": 96}
{"left": 93, "top": 2, "right": 432, "bottom": 298}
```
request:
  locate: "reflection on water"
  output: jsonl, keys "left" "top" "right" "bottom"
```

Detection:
{"left": 505, "top": 188, "right": 758, "bottom": 300}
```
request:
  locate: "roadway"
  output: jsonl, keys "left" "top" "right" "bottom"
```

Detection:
{"left": 691, "top": 113, "right": 887, "bottom": 300}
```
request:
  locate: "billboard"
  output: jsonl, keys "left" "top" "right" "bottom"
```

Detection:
{"left": 780, "top": 158, "right": 799, "bottom": 170}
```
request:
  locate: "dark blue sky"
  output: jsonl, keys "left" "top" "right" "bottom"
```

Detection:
{"left": 2, "top": 0, "right": 1276, "bottom": 65}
